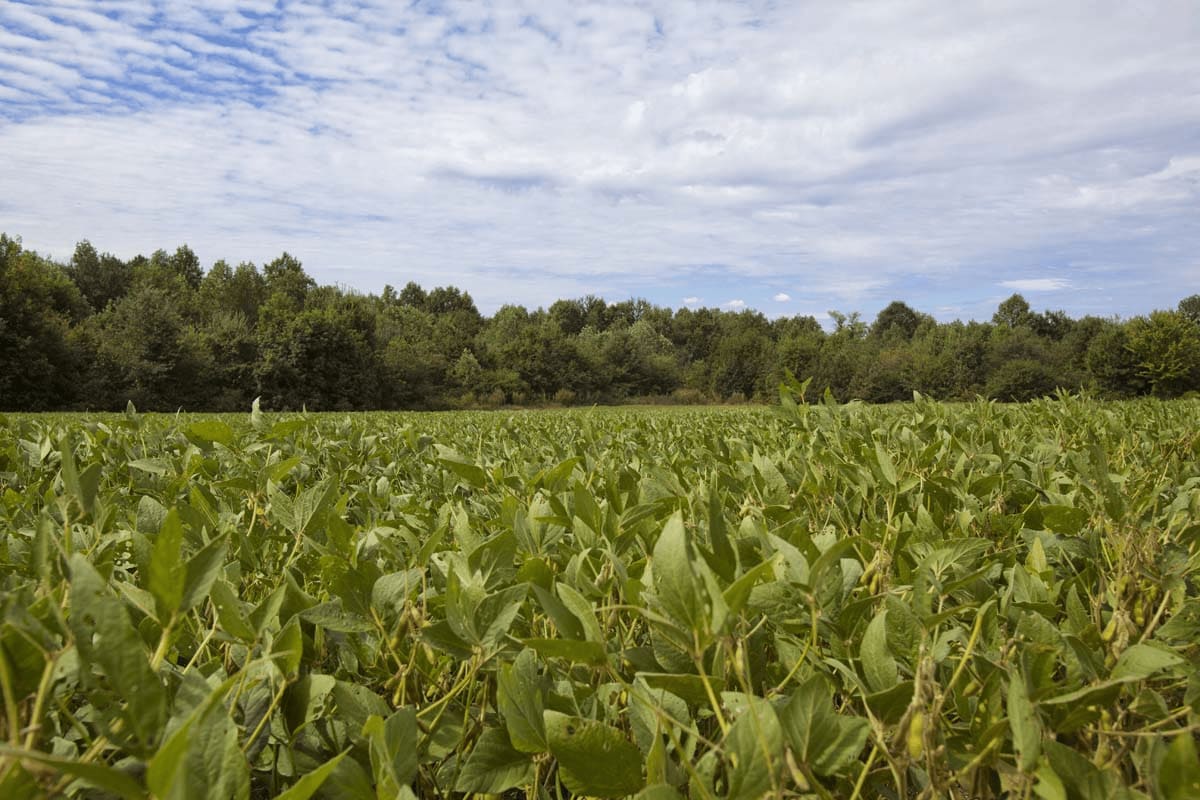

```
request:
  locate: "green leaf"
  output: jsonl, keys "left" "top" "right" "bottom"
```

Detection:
{"left": 1008, "top": 669, "right": 1042, "bottom": 773}
{"left": 637, "top": 672, "right": 725, "bottom": 708}
{"left": 1039, "top": 505, "right": 1087, "bottom": 536}
{"left": 300, "top": 600, "right": 375, "bottom": 633}
{"left": 723, "top": 695, "right": 785, "bottom": 800}
{"left": 148, "top": 508, "right": 185, "bottom": 620}
{"left": 722, "top": 556, "right": 780, "bottom": 617}
{"left": 498, "top": 649, "right": 547, "bottom": 753}
{"left": 874, "top": 440, "right": 898, "bottom": 487}
{"left": 651, "top": 511, "right": 727, "bottom": 640}
{"left": 633, "top": 785, "right": 685, "bottom": 800}
{"left": 705, "top": 478, "right": 736, "bottom": 582}
{"left": 436, "top": 446, "right": 488, "bottom": 488}
{"left": 0, "top": 745, "right": 145, "bottom": 800}
{"left": 522, "top": 638, "right": 606, "bottom": 665}
{"left": 128, "top": 458, "right": 169, "bottom": 476}
{"left": 1158, "top": 733, "right": 1200, "bottom": 800}
{"left": 454, "top": 727, "right": 535, "bottom": 794}
{"left": 370, "top": 569, "right": 423, "bottom": 620}
{"left": 180, "top": 536, "right": 228, "bottom": 614}
{"left": 544, "top": 710, "right": 645, "bottom": 798}
{"left": 1041, "top": 740, "right": 1117, "bottom": 799}
{"left": 146, "top": 673, "right": 246, "bottom": 800}
{"left": 68, "top": 554, "right": 166, "bottom": 754}
{"left": 209, "top": 580, "right": 256, "bottom": 641}
{"left": 531, "top": 583, "right": 585, "bottom": 640}
{"left": 184, "top": 420, "right": 236, "bottom": 449}
{"left": 652, "top": 512, "right": 702, "bottom": 629}
{"left": 59, "top": 442, "right": 101, "bottom": 517}
{"left": 478, "top": 584, "right": 528, "bottom": 650}
{"left": 555, "top": 582, "right": 604, "bottom": 643}
{"left": 860, "top": 609, "right": 898, "bottom": 692}
{"left": 271, "top": 616, "right": 303, "bottom": 678}
{"left": 363, "top": 707, "right": 418, "bottom": 794}
{"left": 780, "top": 675, "right": 870, "bottom": 777}
{"left": 274, "top": 751, "right": 348, "bottom": 800}
{"left": 883, "top": 594, "right": 921, "bottom": 661}
{"left": 1111, "top": 643, "right": 1185, "bottom": 681}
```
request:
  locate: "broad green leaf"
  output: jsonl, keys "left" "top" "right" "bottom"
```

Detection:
{"left": 723, "top": 694, "right": 785, "bottom": 800}
{"left": 274, "top": 751, "right": 348, "bottom": 800}
{"left": 1008, "top": 669, "right": 1041, "bottom": 773}
{"left": 723, "top": 556, "right": 780, "bottom": 616}
{"left": 522, "top": 638, "right": 606, "bottom": 665}
{"left": 531, "top": 583, "right": 586, "bottom": 640}
{"left": 860, "top": 609, "right": 898, "bottom": 692}
{"left": 363, "top": 707, "right": 418, "bottom": 795}
{"left": 874, "top": 440, "right": 898, "bottom": 487}
{"left": 148, "top": 509, "right": 185, "bottom": 620}
{"left": 370, "top": 569, "right": 423, "bottom": 620}
{"left": 59, "top": 442, "right": 101, "bottom": 517}
{"left": 454, "top": 727, "right": 535, "bottom": 794}
{"left": 638, "top": 672, "right": 725, "bottom": 708}
{"left": 180, "top": 535, "right": 228, "bottom": 614}
{"left": 1157, "top": 733, "right": 1200, "bottom": 800}
{"left": 147, "top": 673, "right": 246, "bottom": 800}
{"left": 556, "top": 582, "right": 604, "bottom": 643}
{"left": 1039, "top": 505, "right": 1087, "bottom": 536}
{"left": 436, "top": 446, "right": 488, "bottom": 487}
{"left": 184, "top": 420, "right": 236, "bottom": 449}
{"left": 652, "top": 512, "right": 704, "bottom": 631}
{"left": 300, "top": 600, "right": 375, "bottom": 633}
{"left": 1110, "top": 643, "right": 1185, "bottom": 681}
{"left": 0, "top": 745, "right": 144, "bottom": 800}
{"left": 498, "top": 649, "right": 547, "bottom": 753}
{"left": 271, "top": 616, "right": 303, "bottom": 677}
{"left": 68, "top": 554, "right": 166, "bottom": 754}
{"left": 544, "top": 711, "right": 645, "bottom": 798}
{"left": 128, "top": 458, "right": 169, "bottom": 476}
{"left": 478, "top": 583, "right": 528, "bottom": 650}
{"left": 705, "top": 478, "right": 736, "bottom": 582}
{"left": 883, "top": 594, "right": 922, "bottom": 661}
{"left": 209, "top": 579, "right": 256, "bottom": 641}
{"left": 780, "top": 675, "right": 870, "bottom": 777}
{"left": 1041, "top": 740, "right": 1117, "bottom": 798}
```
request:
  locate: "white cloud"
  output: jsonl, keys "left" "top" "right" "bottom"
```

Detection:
{"left": 998, "top": 278, "right": 1072, "bottom": 292}
{"left": 0, "top": 1, "right": 1197, "bottom": 315}
{"left": 682, "top": 296, "right": 700, "bottom": 305}
{"left": 723, "top": 299, "right": 747, "bottom": 309}
{"left": 773, "top": 292, "right": 790, "bottom": 302}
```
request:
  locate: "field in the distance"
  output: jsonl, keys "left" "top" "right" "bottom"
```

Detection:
{"left": 1, "top": 399, "right": 1198, "bottom": 799}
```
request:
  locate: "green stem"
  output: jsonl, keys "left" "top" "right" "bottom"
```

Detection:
{"left": 0, "top": 648, "right": 21, "bottom": 746}
{"left": 22, "top": 656, "right": 57, "bottom": 750}
{"left": 693, "top": 632, "right": 728, "bottom": 736}
{"left": 242, "top": 678, "right": 289, "bottom": 755}
{"left": 150, "top": 615, "right": 177, "bottom": 672}
{"left": 849, "top": 744, "right": 879, "bottom": 800}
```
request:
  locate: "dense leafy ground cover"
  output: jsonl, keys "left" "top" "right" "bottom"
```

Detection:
{"left": 0, "top": 396, "right": 1198, "bottom": 799}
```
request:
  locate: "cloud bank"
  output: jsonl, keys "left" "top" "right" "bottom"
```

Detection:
{"left": 1, "top": 0, "right": 1198, "bottom": 318}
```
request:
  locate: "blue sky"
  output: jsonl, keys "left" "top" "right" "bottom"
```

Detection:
{"left": 1, "top": 1, "right": 1198, "bottom": 323}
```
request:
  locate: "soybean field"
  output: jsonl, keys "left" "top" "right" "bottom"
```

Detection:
{"left": 0, "top": 395, "right": 1198, "bottom": 798}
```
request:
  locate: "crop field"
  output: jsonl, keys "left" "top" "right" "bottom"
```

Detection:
{"left": 0, "top": 395, "right": 1198, "bottom": 799}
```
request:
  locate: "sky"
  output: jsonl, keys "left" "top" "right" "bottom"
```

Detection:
{"left": 1, "top": 1, "right": 1198, "bottom": 323}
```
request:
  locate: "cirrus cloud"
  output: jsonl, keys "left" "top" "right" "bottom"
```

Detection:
{"left": 999, "top": 278, "right": 1073, "bottom": 292}
{"left": 0, "top": 1, "right": 1197, "bottom": 317}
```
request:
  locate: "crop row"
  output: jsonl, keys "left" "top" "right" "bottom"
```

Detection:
{"left": 0, "top": 395, "right": 1197, "bottom": 798}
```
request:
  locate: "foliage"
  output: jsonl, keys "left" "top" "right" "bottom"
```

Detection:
{"left": 3, "top": 231, "right": 1200, "bottom": 411}
{"left": 1125, "top": 311, "right": 1200, "bottom": 398}
{"left": 1, "top": 397, "right": 1198, "bottom": 798}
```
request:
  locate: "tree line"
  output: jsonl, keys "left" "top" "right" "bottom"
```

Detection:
{"left": 2, "top": 232, "right": 1199, "bottom": 411}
